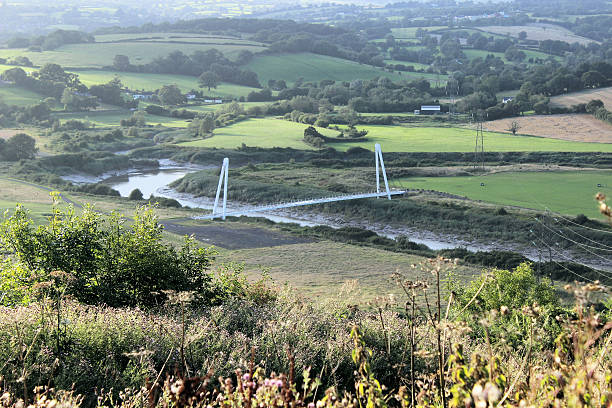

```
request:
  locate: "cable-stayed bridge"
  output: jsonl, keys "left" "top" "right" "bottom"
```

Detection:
{"left": 201, "top": 143, "right": 405, "bottom": 220}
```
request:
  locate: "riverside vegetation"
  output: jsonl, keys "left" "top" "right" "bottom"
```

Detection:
{"left": 0, "top": 195, "right": 610, "bottom": 407}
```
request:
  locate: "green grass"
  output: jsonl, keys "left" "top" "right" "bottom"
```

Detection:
{"left": 383, "top": 59, "right": 431, "bottom": 70}
{"left": 326, "top": 125, "right": 612, "bottom": 152}
{"left": 219, "top": 240, "right": 478, "bottom": 301}
{"left": 179, "top": 118, "right": 339, "bottom": 149}
{"left": 390, "top": 27, "right": 448, "bottom": 39}
{"left": 53, "top": 110, "right": 192, "bottom": 128}
{"left": 0, "top": 41, "right": 263, "bottom": 69}
{"left": 94, "top": 32, "right": 261, "bottom": 46}
{"left": 72, "top": 69, "right": 259, "bottom": 97}
{"left": 0, "top": 85, "right": 45, "bottom": 106}
{"left": 245, "top": 53, "right": 443, "bottom": 85}
{"left": 399, "top": 170, "right": 612, "bottom": 218}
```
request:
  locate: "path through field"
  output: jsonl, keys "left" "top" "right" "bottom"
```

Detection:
{"left": 484, "top": 114, "right": 612, "bottom": 143}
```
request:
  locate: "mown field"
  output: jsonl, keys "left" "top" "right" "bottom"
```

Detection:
{"left": 485, "top": 114, "right": 612, "bottom": 143}
{"left": 73, "top": 69, "right": 259, "bottom": 97}
{"left": 179, "top": 118, "right": 338, "bottom": 149}
{"left": 400, "top": 170, "right": 612, "bottom": 218}
{"left": 327, "top": 125, "right": 612, "bottom": 152}
{"left": 480, "top": 24, "right": 595, "bottom": 45}
{"left": 245, "top": 53, "right": 442, "bottom": 85}
{"left": 549, "top": 86, "right": 612, "bottom": 109}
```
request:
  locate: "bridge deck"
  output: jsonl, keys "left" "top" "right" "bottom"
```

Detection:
{"left": 197, "top": 190, "right": 406, "bottom": 219}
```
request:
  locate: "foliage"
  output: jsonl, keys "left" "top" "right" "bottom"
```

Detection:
{"left": 0, "top": 199, "right": 216, "bottom": 307}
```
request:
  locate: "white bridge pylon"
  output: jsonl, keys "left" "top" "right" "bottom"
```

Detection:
{"left": 207, "top": 144, "right": 404, "bottom": 220}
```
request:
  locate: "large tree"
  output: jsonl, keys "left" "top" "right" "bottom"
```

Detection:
{"left": 157, "top": 84, "right": 184, "bottom": 106}
{"left": 2, "top": 133, "right": 37, "bottom": 161}
{"left": 198, "top": 71, "right": 221, "bottom": 91}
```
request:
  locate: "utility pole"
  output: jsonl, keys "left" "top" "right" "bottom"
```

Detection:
{"left": 473, "top": 113, "right": 485, "bottom": 171}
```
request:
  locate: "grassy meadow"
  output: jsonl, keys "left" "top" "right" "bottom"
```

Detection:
{"left": 0, "top": 85, "right": 45, "bottom": 106}
{"left": 218, "top": 240, "right": 479, "bottom": 300}
{"left": 73, "top": 69, "right": 260, "bottom": 96}
{"left": 327, "top": 125, "right": 612, "bottom": 152}
{"left": 245, "top": 53, "right": 443, "bottom": 85}
{"left": 179, "top": 118, "right": 339, "bottom": 149}
{"left": 400, "top": 170, "right": 612, "bottom": 218}
{"left": 0, "top": 41, "right": 262, "bottom": 68}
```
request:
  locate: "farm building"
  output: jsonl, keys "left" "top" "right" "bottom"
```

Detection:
{"left": 421, "top": 105, "right": 441, "bottom": 114}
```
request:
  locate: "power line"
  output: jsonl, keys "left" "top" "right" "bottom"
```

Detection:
{"left": 532, "top": 216, "right": 612, "bottom": 266}
{"left": 550, "top": 217, "right": 612, "bottom": 251}
{"left": 531, "top": 237, "right": 609, "bottom": 286}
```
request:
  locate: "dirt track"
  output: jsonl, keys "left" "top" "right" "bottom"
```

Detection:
{"left": 484, "top": 114, "right": 612, "bottom": 143}
{"left": 163, "top": 221, "right": 313, "bottom": 249}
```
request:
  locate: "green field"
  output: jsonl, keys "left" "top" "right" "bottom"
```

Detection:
{"left": 72, "top": 69, "right": 259, "bottom": 97}
{"left": 179, "top": 118, "right": 339, "bottom": 149}
{"left": 94, "top": 32, "right": 262, "bottom": 46}
{"left": 54, "top": 110, "right": 192, "bottom": 128}
{"left": 390, "top": 27, "right": 448, "bottom": 38}
{"left": 463, "top": 49, "right": 559, "bottom": 63}
{"left": 245, "top": 53, "right": 443, "bottom": 85}
{"left": 0, "top": 85, "right": 45, "bottom": 106}
{"left": 326, "top": 125, "right": 612, "bottom": 152}
{"left": 0, "top": 41, "right": 263, "bottom": 68}
{"left": 399, "top": 170, "right": 612, "bottom": 218}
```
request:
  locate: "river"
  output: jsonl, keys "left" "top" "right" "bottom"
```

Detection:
{"left": 91, "top": 162, "right": 610, "bottom": 271}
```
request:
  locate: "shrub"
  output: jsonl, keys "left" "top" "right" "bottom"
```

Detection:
{"left": 128, "top": 188, "right": 144, "bottom": 200}
{"left": 0, "top": 199, "right": 215, "bottom": 307}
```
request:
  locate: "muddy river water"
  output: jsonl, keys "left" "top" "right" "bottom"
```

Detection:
{"left": 73, "top": 161, "right": 609, "bottom": 271}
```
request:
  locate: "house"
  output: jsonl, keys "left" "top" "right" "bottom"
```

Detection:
{"left": 502, "top": 96, "right": 514, "bottom": 104}
{"left": 132, "top": 93, "right": 154, "bottom": 100}
{"left": 421, "top": 105, "right": 441, "bottom": 114}
{"left": 214, "top": 99, "right": 223, "bottom": 104}
{"left": 186, "top": 94, "right": 197, "bottom": 100}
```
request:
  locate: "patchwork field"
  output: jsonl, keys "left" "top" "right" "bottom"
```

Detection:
{"left": 179, "top": 118, "right": 338, "bottom": 149}
{"left": 549, "top": 87, "right": 612, "bottom": 109}
{"left": 245, "top": 53, "right": 442, "bottom": 85}
{"left": 401, "top": 170, "right": 612, "bottom": 218}
{"left": 327, "top": 125, "right": 612, "bottom": 152}
{"left": 484, "top": 114, "right": 612, "bottom": 143}
{"left": 480, "top": 24, "right": 596, "bottom": 45}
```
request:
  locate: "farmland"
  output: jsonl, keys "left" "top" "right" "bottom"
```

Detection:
{"left": 484, "top": 114, "right": 612, "bottom": 143}
{"left": 325, "top": 125, "right": 612, "bottom": 152}
{"left": 0, "top": 85, "right": 45, "bottom": 106}
{"left": 400, "top": 170, "right": 612, "bottom": 218}
{"left": 244, "top": 53, "right": 442, "bottom": 85}
{"left": 179, "top": 118, "right": 338, "bottom": 149}
{"left": 72, "top": 69, "right": 259, "bottom": 96}
{"left": 0, "top": 40, "right": 263, "bottom": 68}
{"left": 480, "top": 24, "right": 596, "bottom": 45}
{"left": 549, "top": 86, "right": 612, "bottom": 109}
